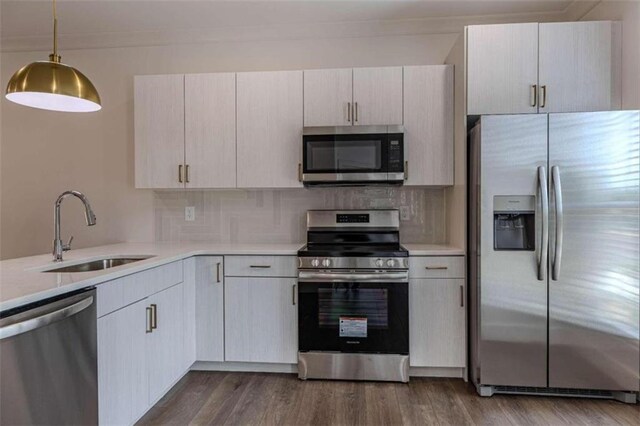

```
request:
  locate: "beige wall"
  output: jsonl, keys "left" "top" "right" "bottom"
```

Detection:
{"left": 581, "top": 0, "right": 640, "bottom": 109}
{"left": 0, "top": 33, "right": 457, "bottom": 260}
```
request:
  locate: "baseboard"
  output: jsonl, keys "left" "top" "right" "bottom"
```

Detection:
{"left": 191, "top": 361, "right": 298, "bottom": 374}
{"left": 409, "top": 367, "right": 465, "bottom": 378}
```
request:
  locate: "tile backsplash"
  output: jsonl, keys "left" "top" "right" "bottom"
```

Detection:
{"left": 154, "top": 187, "right": 446, "bottom": 244}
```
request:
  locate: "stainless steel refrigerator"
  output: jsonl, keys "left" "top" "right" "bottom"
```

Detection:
{"left": 468, "top": 111, "right": 640, "bottom": 403}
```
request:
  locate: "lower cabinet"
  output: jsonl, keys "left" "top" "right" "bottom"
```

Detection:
{"left": 224, "top": 277, "right": 298, "bottom": 363}
{"left": 409, "top": 278, "right": 466, "bottom": 368}
{"left": 195, "top": 256, "right": 225, "bottom": 362}
{"left": 98, "top": 282, "right": 185, "bottom": 425}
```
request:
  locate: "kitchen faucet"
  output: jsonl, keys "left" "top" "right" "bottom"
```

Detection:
{"left": 53, "top": 190, "right": 96, "bottom": 262}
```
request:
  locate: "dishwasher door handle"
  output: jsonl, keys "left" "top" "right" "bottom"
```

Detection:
{"left": 0, "top": 296, "right": 94, "bottom": 340}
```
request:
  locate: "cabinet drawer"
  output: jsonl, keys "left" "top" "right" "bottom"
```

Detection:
{"left": 224, "top": 256, "right": 297, "bottom": 278}
{"left": 409, "top": 256, "right": 465, "bottom": 279}
{"left": 97, "top": 261, "right": 184, "bottom": 317}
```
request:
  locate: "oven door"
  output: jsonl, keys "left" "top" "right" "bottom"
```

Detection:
{"left": 298, "top": 270, "right": 409, "bottom": 354}
{"left": 302, "top": 132, "right": 404, "bottom": 184}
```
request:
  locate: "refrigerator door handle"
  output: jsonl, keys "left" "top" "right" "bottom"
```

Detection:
{"left": 537, "top": 166, "right": 549, "bottom": 281}
{"left": 551, "top": 165, "right": 563, "bottom": 280}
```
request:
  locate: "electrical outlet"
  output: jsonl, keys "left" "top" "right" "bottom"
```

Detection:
{"left": 399, "top": 206, "right": 410, "bottom": 221}
{"left": 185, "top": 206, "right": 195, "bottom": 221}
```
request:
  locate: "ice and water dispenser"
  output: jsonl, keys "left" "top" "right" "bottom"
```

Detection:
{"left": 493, "top": 196, "right": 535, "bottom": 251}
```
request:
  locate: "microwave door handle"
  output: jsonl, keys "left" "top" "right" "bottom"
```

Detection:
{"left": 537, "top": 166, "right": 549, "bottom": 281}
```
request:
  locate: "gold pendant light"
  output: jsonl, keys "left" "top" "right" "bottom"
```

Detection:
{"left": 5, "top": 0, "right": 101, "bottom": 112}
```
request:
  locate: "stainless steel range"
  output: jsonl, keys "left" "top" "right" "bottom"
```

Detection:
{"left": 297, "top": 209, "right": 409, "bottom": 382}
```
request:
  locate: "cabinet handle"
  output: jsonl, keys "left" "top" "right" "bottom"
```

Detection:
{"left": 216, "top": 262, "right": 221, "bottom": 283}
{"left": 354, "top": 102, "right": 358, "bottom": 122}
{"left": 540, "top": 85, "right": 547, "bottom": 108}
{"left": 460, "top": 285, "right": 464, "bottom": 307}
{"left": 146, "top": 306, "right": 153, "bottom": 333}
{"left": 405, "top": 161, "right": 409, "bottom": 181}
{"left": 150, "top": 304, "right": 157, "bottom": 330}
{"left": 530, "top": 84, "right": 537, "bottom": 107}
{"left": 178, "top": 165, "right": 183, "bottom": 183}
{"left": 347, "top": 102, "right": 351, "bottom": 123}
{"left": 292, "top": 284, "right": 297, "bottom": 305}
{"left": 185, "top": 164, "right": 190, "bottom": 183}
{"left": 425, "top": 266, "right": 448, "bottom": 270}
{"left": 298, "top": 163, "right": 303, "bottom": 182}
{"left": 250, "top": 265, "right": 271, "bottom": 269}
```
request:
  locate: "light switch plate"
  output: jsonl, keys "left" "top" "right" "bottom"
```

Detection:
{"left": 185, "top": 206, "right": 195, "bottom": 221}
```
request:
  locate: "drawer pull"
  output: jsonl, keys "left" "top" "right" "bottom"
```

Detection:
{"left": 250, "top": 265, "right": 272, "bottom": 269}
{"left": 425, "top": 266, "right": 448, "bottom": 270}
{"left": 150, "top": 304, "right": 157, "bottom": 330}
{"left": 292, "top": 284, "right": 297, "bottom": 305}
{"left": 216, "top": 262, "right": 221, "bottom": 282}
{"left": 460, "top": 285, "right": 464, "bottom": 307}
{"left": 146, "top": 307, "right": 153, "bottom": 333}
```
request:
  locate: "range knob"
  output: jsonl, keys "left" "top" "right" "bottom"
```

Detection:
{"left": 322, "top": 258, "right": 331, "bottom": 267}
{"left": 386, "top": 259, "right": 396, "bottom": 268}
{"left": 311, "top": 258, "right": 320, "bottom": 267}
{"left": 375, "top": 258, "right": 384, "bottom": 268}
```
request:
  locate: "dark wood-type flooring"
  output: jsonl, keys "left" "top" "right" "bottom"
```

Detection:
{"left": 137, "top": 372, "right": 640, "bottom": 425}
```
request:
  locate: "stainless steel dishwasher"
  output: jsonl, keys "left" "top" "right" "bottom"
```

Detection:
{"left": 0, "top": 288, "right": 97, "bottom": 425}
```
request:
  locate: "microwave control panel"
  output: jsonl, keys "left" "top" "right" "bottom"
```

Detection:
{"left": 387, "top": 135, "right": 404, "bottom": 172}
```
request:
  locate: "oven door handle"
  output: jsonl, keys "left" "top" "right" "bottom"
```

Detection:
{"left": 298, "top": 271, "right": 408, "bottom": 283}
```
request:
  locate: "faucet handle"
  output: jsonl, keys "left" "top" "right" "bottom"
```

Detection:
{"left": 63, "top": 236, "right": 74, "bottom": 251}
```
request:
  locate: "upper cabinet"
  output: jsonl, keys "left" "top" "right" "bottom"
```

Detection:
{"left": 466, "top": 21, "right": 621, "bottom": 115}
{"left": 403, "top": 65, "right": 454, "bottom": 186}
{"left": 538, "top": 21, "right": 621, "bottom": 113}
{"left": 352, "top": 67, "right": 403, "bottom": 126}
{"left": 135, "top": 73, "right": 237, "bottom": 189}
{"left": 135, "top": 74, "right": 185, "bottom": 189}
{"left": 303, "top": 68, "right": 353, "bottom": 126}
{"left": 303, "top": 66, "right": 403, "bottom": 127}
{"left": 236, "top": 70, "right": 304, "bottom": 188}
{"left": 185, "top": 73, "right": 237, "bottom": 188}
{"left": 467, "top": 23, "right": 539, "bottom": 115}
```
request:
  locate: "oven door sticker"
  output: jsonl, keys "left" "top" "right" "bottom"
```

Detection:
{"left": 339, "top": 317, "right": 367, "bottom": 338}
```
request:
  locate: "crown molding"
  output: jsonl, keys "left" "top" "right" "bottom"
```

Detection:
{"left": 0, "top": 6, "right": 585, "bottom": 53}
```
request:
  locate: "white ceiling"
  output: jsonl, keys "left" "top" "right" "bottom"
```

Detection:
{"left": 0, "top": 0, "right": 591, "bottom": 51}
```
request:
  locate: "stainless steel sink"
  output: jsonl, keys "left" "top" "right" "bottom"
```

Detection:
{"left": 42, "top": 256, "right": 154, "bottom": 273}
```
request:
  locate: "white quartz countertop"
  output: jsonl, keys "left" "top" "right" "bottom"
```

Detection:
{"left": 0, "top": 241, "right": 465, "bottom": 312}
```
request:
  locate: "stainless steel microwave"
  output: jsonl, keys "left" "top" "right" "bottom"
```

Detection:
{"left": 302, "top": 125, "right": 405, "bottom": 186}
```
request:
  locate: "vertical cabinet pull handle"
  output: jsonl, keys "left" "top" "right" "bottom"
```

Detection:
{"left": 216, "top": 262, "right": 221, "bottom": 283}
{"left": 347, "top": 102, "right": 351, "bottom": 123}
{"left": 178, "top": 165, "right": 183, "bottom": 183}
{"left": 530, "top": 84, "right": 537, "bottom": 107}
{"left": 150, "top": 304, "right": 157, "bottom": 330}
{"left": 185, "top": 164, "right": 190, "bottom": 183}
{"left": 292, "top": 284, "right": 297, "bottom": 305}
{"left": 540, "top": 85, "right": 547, "bottom": 108}
{"left": 405, "top": 161, "right": 409, "bottom": 181}
{"left": 146, "top": 306, "right": 153, "bottom": 333}
{"left": 354, "top": 102, "right": 358, "bottom": 122}
{"left": 298, "top": 163, "right": 303, "bottom": 182}
{"left": 460, "top": 285, "right": 464, "bottom": 307}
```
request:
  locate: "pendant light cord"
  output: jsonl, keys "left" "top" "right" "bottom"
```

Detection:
{"left": 50, "top": 0, "right": 60, "bottom": 62}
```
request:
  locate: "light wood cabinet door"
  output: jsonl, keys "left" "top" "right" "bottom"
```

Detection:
{"left": 236, "top": 71, "right": 303, "bottom": 188}
{"left": 224, "top": 277, "right": 297, "bottom": 363}
{"left": 409, "top": 278, "right": 465, "bottom": 368}
{"left": 134, "top": 74, "right": 185, "bottom": 188}
{"left": 147, "top": 283, "right": 185, "bottom": 404}
{"left": 185, "top": 73, "right": 237, "bottom": 188}
{"left": 303, "top": 68, "right": 353, "bottom": 126}
{"left": 467, "top": 23, "right": 539, "bottom": 115}
{"left": 403, "top": 65, "right": 454, "bottom": 186}
{"left": 195, "top": 256, "right": 225, "bottom": 362}
{"left": 98, "top": 299, "right": 148, "bottom": 426}
{"left": 352, "top": 67, "right": 403, "bottom": 125}
{"left": 539, "top": 21, "right": 621, "bottom": 113}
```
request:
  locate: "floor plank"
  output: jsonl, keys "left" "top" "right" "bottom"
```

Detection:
{"left": 136, "top": 372, "right": 640, "bottom": 426}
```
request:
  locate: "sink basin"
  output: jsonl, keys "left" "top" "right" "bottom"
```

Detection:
{"left": 42, "top": 255, "right": 154, "bottom": 273}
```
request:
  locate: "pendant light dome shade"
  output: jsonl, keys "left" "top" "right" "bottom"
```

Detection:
{"left": 6, "top": 60, "right": 101, "bottom": 112}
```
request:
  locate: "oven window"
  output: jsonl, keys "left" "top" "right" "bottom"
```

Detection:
{"left": 305, "top": 140, "right": 382, "bottom": 172}
{"left": 318, "top": 286, "right": 389, "bottom": 329}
